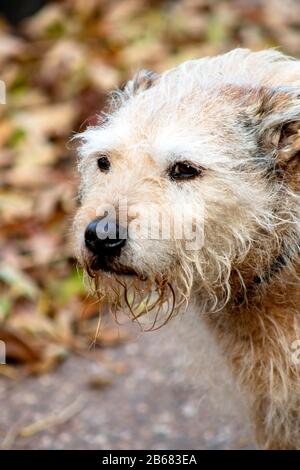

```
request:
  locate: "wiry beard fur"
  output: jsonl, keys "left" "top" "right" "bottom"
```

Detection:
{"left": 83, "top": 259, "right": 183, "bottom": 331}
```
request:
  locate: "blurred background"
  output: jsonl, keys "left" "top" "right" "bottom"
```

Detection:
{"left": 0, "top": 0, "right": 299, "bottom": 450}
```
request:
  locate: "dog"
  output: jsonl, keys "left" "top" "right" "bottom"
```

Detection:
{"left": 73, "top": 49, "right": 300, "bottom": 449}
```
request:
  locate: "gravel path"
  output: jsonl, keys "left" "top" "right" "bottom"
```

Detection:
{"left": 0, "top": 325, "right": 255, "bottom": 450}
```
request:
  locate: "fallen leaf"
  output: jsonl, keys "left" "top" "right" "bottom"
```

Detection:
{"left": 0, "top": 264, "right": 39, "bottom": 300}
{"left": 0, "top": 325, "right": 42, "bottom": 364}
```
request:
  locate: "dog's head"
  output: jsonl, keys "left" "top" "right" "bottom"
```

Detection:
{"left": 73, "top": 49, "right": 300, "bottom": 326}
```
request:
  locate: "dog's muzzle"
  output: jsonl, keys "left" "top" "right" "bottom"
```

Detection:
{"left": 84, "top": 216, "right": 127, "bottom": 259}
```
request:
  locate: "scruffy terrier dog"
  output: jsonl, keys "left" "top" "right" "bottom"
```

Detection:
{"left": 73, "top": 49, "right": 300, "bottom": 449}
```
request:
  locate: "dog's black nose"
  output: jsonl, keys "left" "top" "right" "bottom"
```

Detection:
{"left": 85, "top": 217, "right": 127, "bottom": 256}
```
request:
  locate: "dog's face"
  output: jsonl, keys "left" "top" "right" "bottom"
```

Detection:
{"left": 73, "top": 50, "right": 300, "bottom": 322}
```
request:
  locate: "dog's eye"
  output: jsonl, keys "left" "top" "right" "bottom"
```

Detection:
{"left": 169, "top": 161, "right": 202, "bottom": 181}
{"left": 97, "top": 155, "right": 110, "bottom": 173}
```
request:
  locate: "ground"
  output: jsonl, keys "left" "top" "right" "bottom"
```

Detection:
{"left": 0, "top": 325, "right": 254, "bottom": 450}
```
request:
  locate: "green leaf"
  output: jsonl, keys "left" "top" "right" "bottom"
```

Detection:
{"left": 0, "top": 297, "right": 12, "bottom": 320}
{"left": 51, "top": 269, "right": 85, "bottom": 305}
{"left": 0, "top": 265, "right": 39, "bottom": 300}
{"left": 7, "top": 127, "right": 26, "bottom": 148}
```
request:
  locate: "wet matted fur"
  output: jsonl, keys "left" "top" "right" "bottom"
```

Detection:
{"left": 73, "top": 49, "right": 300, "bottom": 449}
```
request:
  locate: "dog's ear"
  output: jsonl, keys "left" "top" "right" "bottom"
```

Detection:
{"left": 123, "top": 69, "right": 160, "bottom": 97}
{"left": 257, "top": 87, "right": 300, "bottom": 176}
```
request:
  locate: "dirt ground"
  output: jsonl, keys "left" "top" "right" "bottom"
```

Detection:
{"left": 0, "top": 325, "right": 255, "bottom": 450}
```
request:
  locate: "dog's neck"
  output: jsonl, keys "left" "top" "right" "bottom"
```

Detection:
{"left": 233, "top": 240, "right": 300, "bottom": 307}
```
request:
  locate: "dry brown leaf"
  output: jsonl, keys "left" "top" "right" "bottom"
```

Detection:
{"left": 0, "top": 325, "right": 42, "bottom": 364}
{"left": 22, "top": 3, "right": 66, "bottom": 38}
{"left": 0, "top": 191, "right": 34, "bottom": 221}
{"left": 9, "top": 311, "right": 58, "bottom": 340}
{"left": 0, "top": 120, "right": 13, "bottom": 147}
{"left": 0, "top": 34, "right": 25, "bottom": 65}
{"left": 5, "top": 165, "right": 54, "bottom": 188}
{"left": 88, "top": 60, "right": 120, "bottom": 91}
{"left": 0, "top": 364, "right": 18, "bottom": 380}
{"left": 14, "top": 103, "right": 75, "bottom": 140}
{"left": 40, "top": 40, "right": 87, "bottom": 83}
{"left": 87, "top": 372, "right": 114, "bottom": 389}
